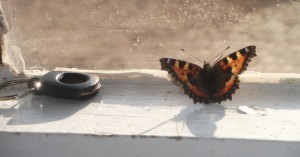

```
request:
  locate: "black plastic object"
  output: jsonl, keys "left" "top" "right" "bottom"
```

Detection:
{"left": 32, "top": 71, "right": 101, "bottom": 100}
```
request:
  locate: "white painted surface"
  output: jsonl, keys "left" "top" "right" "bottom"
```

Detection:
{"left": 1, "top": 69, "right": 300, "bottom": 157}
{"left": 1, "top": 132, "right": 299, "bottom": 157}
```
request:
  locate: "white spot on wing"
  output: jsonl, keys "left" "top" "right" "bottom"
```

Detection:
{"left": 245, "top": 48, "right": 249, "bottom": 52}
{"left": 167, "top": 58, "right": 170, "bottom": 63}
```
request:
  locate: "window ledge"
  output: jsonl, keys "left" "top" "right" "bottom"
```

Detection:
{"left": 1, "top": 69, "right": 300, "bottom": 157}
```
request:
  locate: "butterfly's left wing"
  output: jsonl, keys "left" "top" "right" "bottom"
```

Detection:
{"left": 160, "top": 58, "right": 209, "bottom": 103}
{"left": 211, "top": 45, "right": 257, "bottom": 100}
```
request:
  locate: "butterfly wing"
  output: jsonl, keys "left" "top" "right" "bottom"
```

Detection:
{"left": 160, "top": 58, "right": 209, "bottom": 103}
{"left": 211, "top": 45, "right": 257, "bottom": 101}
{"left": 214, "top": 45, "right": 257, "bottom": 75}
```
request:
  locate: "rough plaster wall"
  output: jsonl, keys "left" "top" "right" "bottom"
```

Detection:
{"left": 0, "top": 2, "right": 8, "bottom": 65}
{"left": 0, "top": 2, "right": 25, "bottom": 74}
{"left": 1, "top": 0, "right": 300, "bottom": 72}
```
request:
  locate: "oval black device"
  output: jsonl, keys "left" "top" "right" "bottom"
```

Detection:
{"left": 32, "top": 71, "right": 101, "bottom": 100}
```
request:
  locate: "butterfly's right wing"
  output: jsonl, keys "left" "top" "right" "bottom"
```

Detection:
{"left": 214, "top": 45, "right": 257, "bottom": 75}
{"left": 160, "top": 58, "right": 209, "bottom": 103}
{"left": 211, "top": 45, "right": 256, "bottom": 101}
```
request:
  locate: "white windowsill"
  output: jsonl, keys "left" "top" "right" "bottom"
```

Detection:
{"left": 1, "top": 68, "right": 300, "bottom": 157}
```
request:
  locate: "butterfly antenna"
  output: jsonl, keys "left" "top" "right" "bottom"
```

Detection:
{"left": 212, "top": 54, "right": 223, "bottom": 66}
{"left": 208, "top": 46, "right": 230, "bottom": 64}
{"left": 181, "top": 49, "right": 203, "bottom": 63}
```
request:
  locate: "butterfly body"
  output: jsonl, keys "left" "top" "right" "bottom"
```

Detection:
{"left": 192, "top": 62, "right": 232, "bottom": 97}
{"left": 160, "top": 46, "right": 256, "bottom": 104}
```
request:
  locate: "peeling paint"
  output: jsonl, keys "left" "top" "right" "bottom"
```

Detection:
{"left": 168, "top": 136, "right": 183, "bottom": 141}
{"left": 15, "top": 132, "right": 21, "bottom": 135}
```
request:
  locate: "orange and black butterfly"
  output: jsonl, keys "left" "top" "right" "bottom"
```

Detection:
{"left": 160, "top": 46, "right": 256, "bottom": 104}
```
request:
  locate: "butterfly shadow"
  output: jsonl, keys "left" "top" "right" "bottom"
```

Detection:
{"left": 139, "top": 104, "right": 225, "bottom": 137}
{"left": 174, "top": 104, "right": 225, "bottom": 137}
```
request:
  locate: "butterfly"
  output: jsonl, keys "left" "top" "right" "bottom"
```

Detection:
{"left": 160, "top": 45, "right": 256, "bottom": 104}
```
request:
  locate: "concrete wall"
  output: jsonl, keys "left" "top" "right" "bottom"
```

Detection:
{"left": 1, "top": 0, "right": 299, "bottom": 72}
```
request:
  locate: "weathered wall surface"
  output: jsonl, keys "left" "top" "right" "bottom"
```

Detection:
{"left": 1, "top": 0, "right": 299, "bottom": 72}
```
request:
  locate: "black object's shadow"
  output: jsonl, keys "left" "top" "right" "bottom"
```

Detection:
{"left": 0, "top": 94, "right": 102, "bottom": 125}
